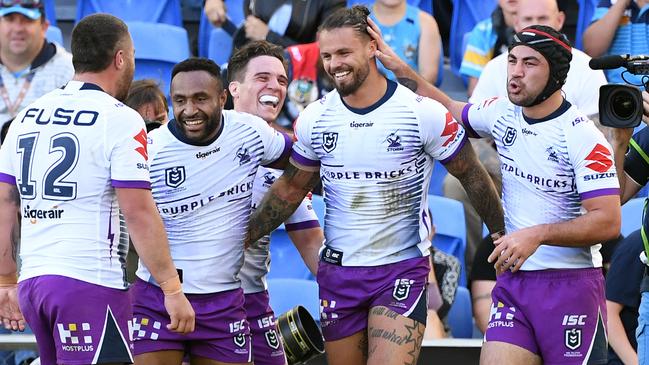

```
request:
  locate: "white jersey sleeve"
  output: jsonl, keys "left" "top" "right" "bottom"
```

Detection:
{"left": 0, "top": 118, "right": 19, "bottom": 184}
{"left": 107, "top": 108, "right": 151, "bottom": 188}
{"left": 565, "top": 118, "right": 620, "bottom": 198}
{"left": 290, "top": 100, "right": 322, "bottom": 170}
{"left": 461, "top": 97, "right": 503, "bottom": 138}
{"left": 241, "top": 112, "right": 291, "bottom": 166}
{"left": 285, "top": 192, "right": 320, "bottom": 230}
{"left": 416, "top": 96, "right": 467, "bottom": 164}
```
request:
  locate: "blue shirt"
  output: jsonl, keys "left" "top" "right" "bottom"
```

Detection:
{"left": 370, "top": 5, "right": 421, "bottom": 81}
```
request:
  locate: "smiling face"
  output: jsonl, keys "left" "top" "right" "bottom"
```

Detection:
{"left": 506, "top": 45, "right": 549, "bottom": 107}
{"left": 229, "top": 55, "right": 288, "bottom": 123}
{"left": 318, "top": 27, "right": 374, "bottom": 97}
{"left": 171, "top": 70, "right": 227, "bottom": 143}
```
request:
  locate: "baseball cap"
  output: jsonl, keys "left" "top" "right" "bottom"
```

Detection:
{"left": 0, "top": 0, "right": 43, "bottom": 20}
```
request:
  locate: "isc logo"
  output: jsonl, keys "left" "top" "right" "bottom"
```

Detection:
{"left": 562, "top": 315, "right": 587, "bottom": 326}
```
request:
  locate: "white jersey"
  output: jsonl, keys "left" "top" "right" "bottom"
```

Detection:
{"left": 470, "top": 48, "right": 607, "bottom": 116}
{"left": 136, "top": 110, "right": 290, "bottom": 294}
{"left": 291, "top": 80, "right": 467, "bottom": 266}
{"left": 463, "top": 97, "right": 619, "bottom": 270}
{"left": 239, "top": 166, "right": 321, "bottom": 294}
{"left": 0, "top": 81, "right": 150, "bottom": 289}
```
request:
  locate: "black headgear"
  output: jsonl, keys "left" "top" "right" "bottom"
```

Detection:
{"left": 508, "top": 25, "right": 572, "bottom": 106}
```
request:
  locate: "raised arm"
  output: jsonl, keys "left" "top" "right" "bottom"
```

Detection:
{"left": 367, "top": 17, "right": 467, "bottom": 121}
{"left": 582, "top": 0, "right": 630, "bottom": 57}
{"left": 0, "top": 182, "right": 24, "bottom": 331}
{"left": 443, "top": 140, "right": 505, "bottom": 236}
{"left": 116, "top": 187, "right": 195, "bottom": 334}
{"left": 249, "top": 163, "right": 321, "bottom": 243}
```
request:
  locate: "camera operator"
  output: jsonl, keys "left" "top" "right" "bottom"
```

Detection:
{"left": 607, "top": 89, "right": 649, "bottom": 364}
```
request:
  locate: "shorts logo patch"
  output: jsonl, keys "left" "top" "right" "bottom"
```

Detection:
{"left": 265, "top": 329, "right": 280, "bottom": 349}
{"left": 565, "top": 328, "right": 581, "bottom": 350}
{"left": 322, "top": 132, "right": 339, "bottom": 153}
{"left": 392, "top": 279, "right": 414, "bottom": 301}
{"left": 165, "top": 166, "right": 186, "bottom": 188}
{"left": 487, "top": 302, "right": 516, "bottom": 329}
{"left": 502, "top": 127, "right": 517, "bottom": 146}
{"left": 234, "top": 333, "right": 247, "bottom": 348}
{"left": 131, "top": 317, "right": 161, "bottom": 341}
{"left": 57, "top": 322, "right": 94, "bottom": 351}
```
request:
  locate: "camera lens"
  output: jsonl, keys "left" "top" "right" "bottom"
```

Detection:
{"left": 611, "top": 90, "right": 637, "bottom": 120}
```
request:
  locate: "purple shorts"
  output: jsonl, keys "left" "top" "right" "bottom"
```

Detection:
{"left": 131, "top": 279, "right": 251, "bottom": 363}
{"left": 317, "top": 257, "right": 429, "bottom": 341}
{"left": 244, "top": 291, "right": 286, "bottom": 365}
{"left": 485, "top": 268, "right": 608, "bottom": 364}
{"left": 18, "top": 275, "right": 133, "bottom": 365}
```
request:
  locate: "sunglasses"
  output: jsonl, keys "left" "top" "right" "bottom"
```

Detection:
{"left": 0, "top": 0, "right": 42, "bottom": 8}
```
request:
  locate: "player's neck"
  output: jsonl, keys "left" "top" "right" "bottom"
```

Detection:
{"left": 72, "top": 73, "right": 117, "bottom": 98}
{"left": 341, "top": 70, "right": 387, "bottom": 109}
{"left": 373, "top": 2, "right": 407, "bottom": 26}
{"left": 522, "top": 91, "right": 564, "bottom": 120}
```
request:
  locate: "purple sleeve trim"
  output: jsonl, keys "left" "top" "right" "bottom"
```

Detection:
{"left": 580, "top": 188, "right": 620, "bottom": 200}
{"left": 111, "top": 180, "right": 151, "bottom": 189}
{"left": 267, "top": 132, "right": 293, "bottom": 165}
{"left": 461, "top": 103, "right": 480, "bottom": 138}
{"left": 440, "top": 133, "right": 468, "bottom": 165}
{"left": 0, "top": 172, "right": 16, "bottom": 185}
{"left": 290, "top": 150, "right": 320, "bottom": 168}
{"left": 285, "top": 220, "right": 321, "bottom": 231}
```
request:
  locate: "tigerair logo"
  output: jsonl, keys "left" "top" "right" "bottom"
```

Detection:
{"left": 441, "top": 112, "right": 459, "bottom": 147}
{"left": 585, "top": 144, "right": 613, "bottom": 173}
{"left": 23, "top": 205, "right": 64, "bottom": 222}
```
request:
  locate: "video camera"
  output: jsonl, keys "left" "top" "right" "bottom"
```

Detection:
{"left": 589, "top": 54, "right": 649, "bottom": 128}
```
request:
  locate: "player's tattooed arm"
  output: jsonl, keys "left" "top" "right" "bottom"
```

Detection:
{"left": 472, "top": 138, "right": 502, "bottom": 193}
{"left": 248, "top": 163, "right": 321, "bottom": 243}
{"left": 445, "top": 140, "right": 505, "bottom": 235}
{"left": 0, "top": 184, "right": 20, "bottom": 273}
{"left": 397, "top": 78, "right": 418, "bottom": 92}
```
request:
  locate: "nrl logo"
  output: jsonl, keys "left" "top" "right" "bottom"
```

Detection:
{"left": 165, "top": 166, "right": 186, "bottom": 188}
{"left": 322, "top": 132, "right": 339, "bottom": 153}
{"left": 265, "top": 329, "right": 280, "bottom": 350}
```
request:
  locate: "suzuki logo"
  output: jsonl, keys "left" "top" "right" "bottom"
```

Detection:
{"left": 585, "top": 144, "right": 613, "bottom": 173}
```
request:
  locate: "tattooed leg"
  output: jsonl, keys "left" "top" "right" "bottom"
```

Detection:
{"left": 367, "top": 306, "right": 425, "bottom": 365}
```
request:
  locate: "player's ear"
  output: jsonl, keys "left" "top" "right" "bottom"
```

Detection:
{"left": 228, "top": 81, "right": 239, "bottom": 99}
{"left": 219, "top": 88, "right": 228, "bottom": 105}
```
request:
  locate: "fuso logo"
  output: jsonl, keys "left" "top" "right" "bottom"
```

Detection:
{"left": 441, "top": 112, "right": 459, "bottom": 147}
{"left": 585, "top": 144, "right": 612, "bottom": 173}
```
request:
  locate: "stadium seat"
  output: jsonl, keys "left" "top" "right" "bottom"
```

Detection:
{"left": 575, "top": 0, "right": 598, "bottom": 50}
{"left": 622, "top": 197, "right": 645, "bottom": 237}
{"left": 269, "top": 227, "right": 314, "bottom": 280}
{"left": 311, "top": 194, "right": 325, "bottom": 226}
{"left": 207, "top": 28, "right": 235, "bottom": 66}
{"left": 127, "top": 21, "right": 190, "bottom": 97}
{"left": 428, "top": 194, "right": 468, "bottom": 286}
{"left": 447, "top": 286, "right": 473, "bottom": 338}
{"left": 267, "top": 278, "right": 320, "bottom": 321}
{"left": 76, "top": 0, "right": 183, "bottom": 27}
{"left": 449, "top": 0, "right": 498, "bottom": 76}
{"left": 429, "top": 160, "right": 448, "bottom": 196}
{"left": 198, "top": 0, "right": 245, "bottom": 61}
{"left": 43, "top": 0, "right": 56, "bottom": 26}
{"left": 46, "top": 25, "right": 63, "bottom": 46}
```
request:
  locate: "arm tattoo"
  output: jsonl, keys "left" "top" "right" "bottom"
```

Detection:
{"left": 397, "top": 77, "right": 418, "bottom": 92}
{"left": 446, "top": 141, "right": 505, "bottom": 234}
{"left": 248, "top": 164, "right": 320, "bottom": 242}
{"left": 7, "top": 185, "right": 20, "bottom": 262}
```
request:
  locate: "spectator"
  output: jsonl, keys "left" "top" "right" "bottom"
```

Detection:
{"left": 460, "top": 0, "right": 518, "bottom": 96}
{"left": 125, "top": 79, "right": 169, "bottom": 128}
{"left": 369, "top": 0, "right": 442, "bottom": 85}
{"left": 606, "top": 229, "right": 643, "bottom": 365}
{"left": 583, "top": 0, "right": 649, "bottom": 85}
{"left": 0, "top": 1, "right": 73, "bottom": 128}
{"left": 204, "top": 0, "right": 346, "bottom": 48}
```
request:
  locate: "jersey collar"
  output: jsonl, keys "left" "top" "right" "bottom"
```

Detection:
{"left": 522, "top": 98, "right": 572, "bottom": 125}
{"left": 340, "top": 78, "right": 397, "bottom": 115}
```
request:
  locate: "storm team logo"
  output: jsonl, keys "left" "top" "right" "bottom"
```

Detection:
{"left": 165, "top": 166, "right": 186, "bottom": 188}
{"left": 322, "top": 132, "right": 339, "bottom": 153}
